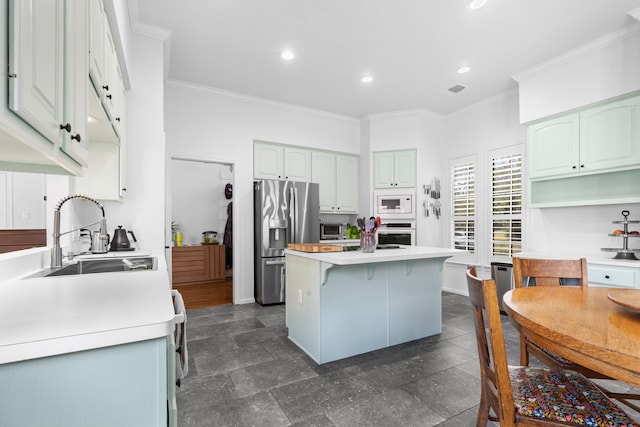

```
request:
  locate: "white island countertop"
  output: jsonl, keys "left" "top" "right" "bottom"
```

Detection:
{"left": 285, "top": 245, "right": 461, "bottom": 266}
{"left": 0, "top": 250, "right": 175, "bottom": 364}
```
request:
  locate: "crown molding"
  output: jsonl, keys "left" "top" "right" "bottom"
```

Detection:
{"left": 165, "top": 79, "right": 360, "bottom": 123}
{"left": 512, "top": 23, "right": 640, "bottom": 83}
{"left": 367, "top": 109, "right": 445, "bottom": 121}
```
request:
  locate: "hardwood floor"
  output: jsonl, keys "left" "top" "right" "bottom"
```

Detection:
{"left": 174, "top": 277, "right": 233, "bottom": 309}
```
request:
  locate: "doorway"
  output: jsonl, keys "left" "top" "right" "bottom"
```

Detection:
{"left": 167, "top": 157, "right": 234, "bottom": 308}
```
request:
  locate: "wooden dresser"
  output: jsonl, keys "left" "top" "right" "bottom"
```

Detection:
{"left": 172, "top": 245, "right": 225, "bottom": 285}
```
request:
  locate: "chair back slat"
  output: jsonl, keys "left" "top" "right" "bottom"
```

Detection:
{"left": 512, "top": 257, "right": 588, "bottom": 288}
{"left": 466, "top": 266, "right": 516, "bottom": 424}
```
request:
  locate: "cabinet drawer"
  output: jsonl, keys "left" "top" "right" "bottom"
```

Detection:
{"left": 588, "top": 264, "right": 637, "bottom": 288}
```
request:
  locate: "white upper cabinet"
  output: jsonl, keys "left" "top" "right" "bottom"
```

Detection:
{"left": 254, "top": 142, "right": 311, "bottom": 182}
{"left": 527, "top": 114, "right": 580, "bottom": 179}
{"left": 8, "top": 0, "right": 65, "bottom": 148}
{"left": 312, "top": 151, "right": 336, "bottom": 212}
{"left": 528, "top": 95, "right": 640, "bottom": 180}
{"left": 1, "top": 0, "right": 88, "bottom": 174}
{"left": 61, "top": 0, "right": 89, "bottom": 166}
{"left": 311, "top": 152, "right": 358, "bottom": 214}
{"left": 373, "top": 149, "right": 416, "bottom": 188}
{"left": 579, "top": 96, "right": 640, "bottom": 173}
{"left": 335, "top": 154, "right": 359, "bottom": 213}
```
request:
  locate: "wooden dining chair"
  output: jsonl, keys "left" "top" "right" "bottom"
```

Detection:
{"left": 512, "top": 257, "right": 640, "bottom": 412}
{"left": 465, "top": 266, "right": 639, "bottom": 426}
{"left": 512, "top": 257, "right": 588, "bottom": 368}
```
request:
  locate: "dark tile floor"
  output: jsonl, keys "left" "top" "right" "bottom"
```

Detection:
{"left": 176, "top": 292, "right": 640, "bottom": 426}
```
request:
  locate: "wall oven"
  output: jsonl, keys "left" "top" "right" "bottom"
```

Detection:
{"left": 377, "top": 222, "right": 416, "bottom": 246}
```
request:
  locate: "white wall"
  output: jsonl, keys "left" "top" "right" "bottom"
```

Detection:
{"left": 170, "top": 160, "right": 232, "bottom": 246}
{"left": 367, "top": 110, "right": 446, "bottom": 247}
{"left": 0, "top": 172, "right": 45, "bottom": 229}
{"left": 164, "top": 82, "right": 360, "bottom": 304}
{"left": 514, "top": 24, "right": 640, "bottom": 123}
{"left": 440, "top": 90, "right": 526, "bottom": 294}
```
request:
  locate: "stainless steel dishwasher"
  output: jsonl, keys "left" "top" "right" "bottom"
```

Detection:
{"left": 491, "top": 262, "right": 513, "bottom": 313}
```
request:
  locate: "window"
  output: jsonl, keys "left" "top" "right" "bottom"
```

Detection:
{"left": 491, "top": 152, "right": 522, "bottom": 257}
{"left": 450, "top": 160, "right": 475, "bottom": 252}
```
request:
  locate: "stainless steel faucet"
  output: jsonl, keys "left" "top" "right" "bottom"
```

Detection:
{"left": 51, "top": 195, "right": 108, "bottom": 269}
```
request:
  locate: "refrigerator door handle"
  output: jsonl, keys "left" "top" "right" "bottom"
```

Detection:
{"left": 289, "top": 186, "right": 297, "bottom": 243}
{"left": 265, "top": 259, "right": 286, "bottom": 266}
{"left": 280, "top": 265, "right": 286, "bottom": 302}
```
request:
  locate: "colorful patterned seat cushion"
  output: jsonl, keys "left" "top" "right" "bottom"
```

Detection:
{"left": 510, "top": 366, "right": 638, "bottom": 426}
{"left": 525, "top": 337, "right": 574, "bottom": 365}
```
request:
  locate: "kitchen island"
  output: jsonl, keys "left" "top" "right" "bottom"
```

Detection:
{"left": 284, "top": 246, "right": 459, "bottom": 364}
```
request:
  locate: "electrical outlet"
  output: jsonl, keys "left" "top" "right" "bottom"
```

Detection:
{"left": 298, "top": 289, "right": 303, "bottom": 305}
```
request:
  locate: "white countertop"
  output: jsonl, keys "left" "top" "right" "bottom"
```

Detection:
{"left": 0, "top": 250, "right": 175, "bottom": 364}
{"left": 516, "top": 252, "right": 640, "bottom": 268}
{"left": 285, "top": 245, "right": 461, "bottom": 266}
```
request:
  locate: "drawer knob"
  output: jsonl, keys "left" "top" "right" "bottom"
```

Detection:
{"left": 605, "top": 275, "right": 610, "bottom": 279}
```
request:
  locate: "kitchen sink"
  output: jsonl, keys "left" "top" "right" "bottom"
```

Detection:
{"left": 26, "top": 256, "right": 157, "bottom": 278}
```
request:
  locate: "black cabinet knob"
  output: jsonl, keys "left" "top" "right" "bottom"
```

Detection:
{"left": 71, "top": 134, "right": 82, "bottom": 142}
{"left": 102, "top": 85, "right": 109, "bottom": 91}
{"left": 59, "top": 123, "right": 71, "bottom": 133}
{"left": 106, "top": 94, "right": 112, "bottom": 100}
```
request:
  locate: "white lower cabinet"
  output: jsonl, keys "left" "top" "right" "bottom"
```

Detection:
{"left": 588, "top": 263, "right": 639, "bottom": 289}
{"left": 0, "top": 337, "right": 170, "bottom": 427}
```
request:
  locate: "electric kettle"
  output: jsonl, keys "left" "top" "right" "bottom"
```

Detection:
{"left": 110, "top": 225, "right": 137, "bottom": 251}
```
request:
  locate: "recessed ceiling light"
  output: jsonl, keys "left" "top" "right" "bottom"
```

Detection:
{"left": 87, "top": 115, "right": 98, "bottom": 124}
{"left": 457, "top": 66, "right": 470, "bottom": 74}
{"left": 360, "top": 75, "right": 373, "bottom": 83}
{"left": 281, "top": 50, "right": 295, "bottom": 61}
{"left": 468, "top": 0, "right": 487, "bottom": 10}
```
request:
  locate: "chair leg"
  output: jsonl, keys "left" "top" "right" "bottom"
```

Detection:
{"left": 476, "top": 390, "right": 490, "bottom": 426}
{"left": 519, "top": 333, "right": 529, "bottom": 366}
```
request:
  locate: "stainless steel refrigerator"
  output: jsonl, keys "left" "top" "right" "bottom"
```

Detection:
{"left": 254, "top": 179, "right": 319, "bottom": 305}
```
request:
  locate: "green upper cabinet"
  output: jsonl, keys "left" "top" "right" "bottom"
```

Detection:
{"left": 580, "top": 96, "right": 640, "bottom": 173}
{"left": 527, "top": 114, "right": 580, "bottom": 179}
{"left": 373, "top": 149, "right": 416, "bottom": 188}
{"left": 528, "top": 95, "right": 640, "bottom": 181}
{"left": 254, "top": 142, "right": 312, "bottom": 182}
{"left": 527, "top": 94, "right": 640, "bottom": 208}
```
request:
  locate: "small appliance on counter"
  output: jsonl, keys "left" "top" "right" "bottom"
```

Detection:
{"left": 110, "top": 226, "right": 137, "bottom": 252}
{"left": 320, "top": 223, "right": 346, "bottom": 240}
{"left": 601, "top": 210, "right": 640, "bottom": 260}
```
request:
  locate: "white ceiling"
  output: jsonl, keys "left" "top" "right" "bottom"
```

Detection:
{"left": 133, "top": 0, "right": 640, "bottom": 118}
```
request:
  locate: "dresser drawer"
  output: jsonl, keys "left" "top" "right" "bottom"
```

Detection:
{"left": 588, "top": 264, "right": 637, "bottom": 288}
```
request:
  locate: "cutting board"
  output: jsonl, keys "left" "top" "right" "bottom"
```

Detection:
{"left": 287, "top": 243, "right": 344, "bottom": 253}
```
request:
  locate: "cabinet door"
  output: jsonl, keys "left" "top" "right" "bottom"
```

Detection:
{"left": 8, "top": 0, "right": 65, "bottom": 147}
{"left": 580, "top": 96, "right": 640, "bottom": 173}
{"left": 61, "top": 0, "right": 89, "bottom": 166}
{"left": 102, "top": 25, "right": 118, "bottom": 120}
{"left": 209, "top": 245, "right": 226, "bottom": 281}
{"left": 335, "top": 155, "right": 358, "bottom": 213}
{"left": 527, "top": 113, "right": 580, "bottom": 179}
{"left": 284, "top": 147, "right": 311, "bottom": 182}
{"left": 394, "top": 150, "right": 416, "bottom": 188}
{"left": 312, "top": 151, "right": 336, "bottom": 212}
{"left": 254, "top": 143, "right": 284, "bottom": 180}
{"left": 373, "top": 152, "right": 395, "bottom": 188}
{"left": 88, "top": 0, "right": 106, "bottom": 93}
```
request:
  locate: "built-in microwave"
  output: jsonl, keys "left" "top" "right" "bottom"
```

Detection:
{"left": 374, "top": 189, "right": 416, "bottom": 219}
{"left": 320, "top": 223, "right": 346, "bottom": 240}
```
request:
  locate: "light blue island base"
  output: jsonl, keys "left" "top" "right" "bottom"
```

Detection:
{"left": 285, "top": 247, "right": 456, "bottom": 364}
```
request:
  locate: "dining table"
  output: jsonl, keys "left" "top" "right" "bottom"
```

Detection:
{"left": 502, "top": 286, "right": 640, "bottom": 387}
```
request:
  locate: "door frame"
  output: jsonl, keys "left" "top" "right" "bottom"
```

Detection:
{"left": 165, "top": 155, "right": 237, "bottom": 303}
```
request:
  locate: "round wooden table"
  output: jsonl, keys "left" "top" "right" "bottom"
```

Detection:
{"left": 503, "top": 286, "right": 640, "bottom": 387}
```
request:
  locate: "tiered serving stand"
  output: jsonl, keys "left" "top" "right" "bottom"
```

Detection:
{"left": 601, "top": 210, "right": 640, "bottom": 260}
